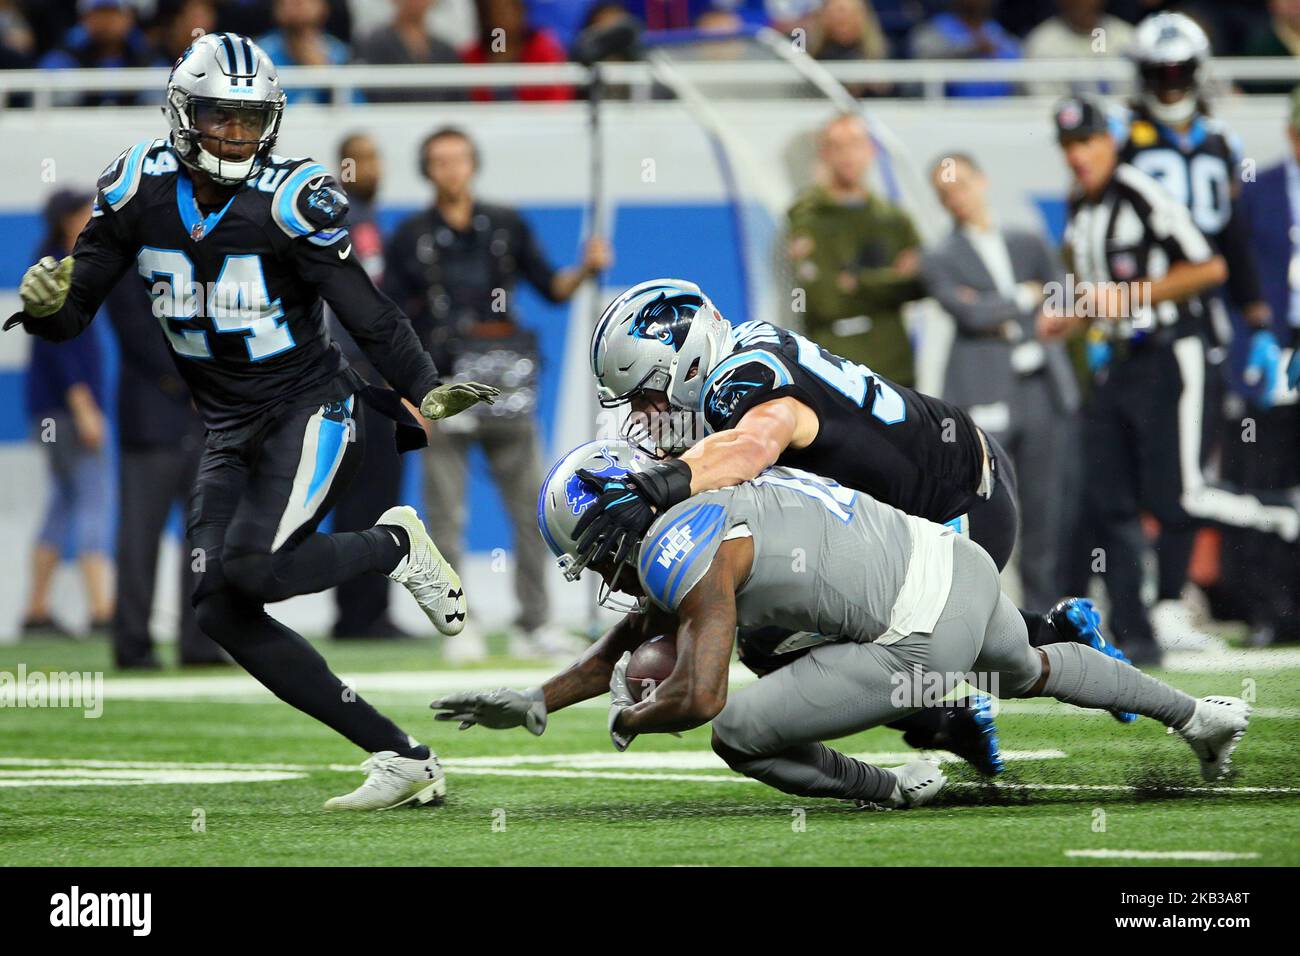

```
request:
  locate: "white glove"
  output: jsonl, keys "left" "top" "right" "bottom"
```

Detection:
{"left": 19, "top": 255, "right": 74, "bottom": 318}
{"left": 608, "top": 651, "right": 636, "bottom": 752}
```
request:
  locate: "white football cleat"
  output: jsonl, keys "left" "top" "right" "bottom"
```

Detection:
{"left": 443, "top": 625, "right": 488, "bottom": 664}
{"left": 1171, "top": 695, "right": 1251, "bottom": 782}
{"left": 1150, "top": 600, "right": 1229, "bottom": 654}
{"left": 378, "top": 506, "right": 466, "bottom": 636}
{"left": 324, "top": 750, "right": 446, "bottom": 811}
{"left": 857, "top": 759, "right": 947, "bottom": 810}
{"left": 507, "top": 624, "right": 587, "bottom": 661}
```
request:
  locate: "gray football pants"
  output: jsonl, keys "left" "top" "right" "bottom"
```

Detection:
{"left": 712, "top": 535, "right": 1195, "bottom": 802}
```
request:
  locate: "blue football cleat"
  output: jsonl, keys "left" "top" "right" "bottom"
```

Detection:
{"left": 1047, "top": 597, "right": 1138, "bottom": 724}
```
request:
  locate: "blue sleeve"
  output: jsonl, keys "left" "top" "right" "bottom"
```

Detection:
{"left": 637, "top": 501, "right": 729, "bottom": 611}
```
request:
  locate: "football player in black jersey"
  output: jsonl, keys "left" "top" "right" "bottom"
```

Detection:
{"left": 1121, "top": 13, "right": 1273, "bottom": 349}
{"left": 569, "top": 281, "right": 1140, "bottom": 775}
{"left": 6, "top": 33, "right": 499, "bottom": 810}
{"left": 1118, "top": 13, "right": 1295, "bottom": 649}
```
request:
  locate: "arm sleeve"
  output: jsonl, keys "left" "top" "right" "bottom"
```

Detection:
{"left": 699, "top": 351, "right": 812, "bottom": 435}
{"left": 296, "top": 235, "right": 442, "bottom": 404}
{"left": 514, "top": 215, "right": 562, "bottom": 303}
{"left": 12, "top": 162, "right": 137, "bottom": 342}
{"left": 278, "top": 166, "right": 441, "bottom": 403}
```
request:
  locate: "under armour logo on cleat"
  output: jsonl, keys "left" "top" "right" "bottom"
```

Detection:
{"left": 445, "top": 610, "right": 466, "bottom": 624}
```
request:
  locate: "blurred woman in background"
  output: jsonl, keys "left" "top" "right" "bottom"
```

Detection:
{"left": 20, "top": 189, "right": 114, "bottom": 638}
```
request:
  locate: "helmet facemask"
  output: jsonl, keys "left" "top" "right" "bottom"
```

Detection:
{"left": 1139, "top": 60, "right": 1201, "bottom": 126}
{"left": 167, "top": 89, "right": 284, "bottom": 185}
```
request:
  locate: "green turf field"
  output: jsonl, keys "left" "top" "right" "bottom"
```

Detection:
{"left": 2, "top": 636, "right": 1297, "bottom": 866}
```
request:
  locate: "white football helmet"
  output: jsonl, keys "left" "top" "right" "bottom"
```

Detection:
{"left": 163, "top": 32, "right": 286, "bottom": 185}
{"left": 591, "top": 279, "right": 734, "bottom": 455}
{"left": 537, "top": 438, "right": 654, "bottom": 611}
{"left": 1131, "top": 12, "right": 1210, "bottom": 126}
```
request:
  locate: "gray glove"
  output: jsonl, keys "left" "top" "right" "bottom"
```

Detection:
{"left": 431, "top": 686, "right": 547, "bottom": 735}
{"left": 20, "top": 255, "right": 74, "bottom": 318}
{"left": 608, "top": 651, "right": 636, "bottom": 752}
{"left": 419, "top": 381, "right": 500, "bottom": 420}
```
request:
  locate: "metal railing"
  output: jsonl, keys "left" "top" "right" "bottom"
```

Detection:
{"left": 0, "top": 57, "right": 1297, "bottom": 108}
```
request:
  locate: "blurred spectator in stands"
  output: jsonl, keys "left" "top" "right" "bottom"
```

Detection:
{"left": 38, "top": 0, "right": 162, "bottom": 107}
{"left": 572, "top": 2, "right": 642, "bottom": 62}
{"left": 385, "top": 127, "right": 610, "bottom": 661}
{"left": 151, "top": 0, "right": 218, "bottom": 64}
{"left": 696, "top": 6, "right": 744, "bottom": 32}
{"left": 620, "top": 1, "right": 770, "bottom": 32}
{"left": 922, "top": 152, "right": 1080, "bottom": 611}
{"left": 1216, "top": 86, "right": 1300, "bottom": 644}
{"left": 464, "top": 0, "right": 573, "bottom": 100}
{"left": 0, "top": 0, "right": 33, "bottom": 62}
{"left": 908, "top": 0, "right": 1023, "bottom": 98}
{"left": 808, "top": 0, "right": 890, "bottom": 97}
{"left": 103, "top": 244, "right": 219, "bottom": 669}
{"left": 354, "top": 0, "right": 463, "bottom": 101}
{"left": 323, "top": 132, "right": 411, "bottom": 641}
{"left": 222, "top": 0, "right": 351, "bottom": 44}
{"left": 258, "top": 0, "right": 352, "bottom": 104}
{"left": 1243, "top": 0, "right": 1300, "bottom": 94}
{"left": 21, "top": 190, "right": 114, "bottom": 639}
{"left": 1023, "top": 0, "right": 1136, "bottom": 96}
{"left": 0, "top": 0, "right": 34, "bottom": 107}
{"left": 786, "top": 113, "right": 925, "bottom": 385}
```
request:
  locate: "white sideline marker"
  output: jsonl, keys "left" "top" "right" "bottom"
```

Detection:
{"left": 1065, "top": 849, "right": 1261, "bottom": 861}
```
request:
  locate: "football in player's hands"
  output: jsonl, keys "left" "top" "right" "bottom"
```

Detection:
{"left": 626, "top": 634, "right": 677, "bottom": 703}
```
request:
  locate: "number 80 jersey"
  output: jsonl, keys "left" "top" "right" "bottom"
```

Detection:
{"left": 698, "top": 320, "right": 987, "bottom": 525}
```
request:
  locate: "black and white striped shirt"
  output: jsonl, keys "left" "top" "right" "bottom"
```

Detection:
{"left": 1064, "top": 162, "right": 1214, "bottom": 341}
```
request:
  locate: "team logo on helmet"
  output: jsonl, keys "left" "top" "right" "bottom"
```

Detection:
{"left": 628, "top": 290, "right": 703, "bottom": 351}
{"left": 562, "top": 446, "right": 627, "bottom": 516}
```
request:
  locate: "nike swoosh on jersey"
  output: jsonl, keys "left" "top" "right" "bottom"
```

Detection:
{"left": 307, "top": 175, "right": 327, "bottom": 190}
{"left": 337, "top": 244, "right": 352, "bottom": 259}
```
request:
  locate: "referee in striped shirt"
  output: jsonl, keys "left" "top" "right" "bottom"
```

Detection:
{"left": 1045, "top": 95, "right": 1231, "bottom": 665}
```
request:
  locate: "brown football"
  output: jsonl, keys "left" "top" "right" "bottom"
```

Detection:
{"left": 626, "top": 634, "right": 677, "bottom": 702}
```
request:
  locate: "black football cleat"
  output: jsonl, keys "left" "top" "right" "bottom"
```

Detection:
{"left": 899, "top": 694, "right": 1004, "bottom": 777}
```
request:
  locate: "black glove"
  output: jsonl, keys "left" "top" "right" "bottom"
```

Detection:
{"left": 572, "top": 459, "right": 693, "bottom": 561}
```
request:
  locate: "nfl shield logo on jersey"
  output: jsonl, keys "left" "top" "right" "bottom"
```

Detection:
{"left": 655, "top": 524, "right": 696, "bottom": 569}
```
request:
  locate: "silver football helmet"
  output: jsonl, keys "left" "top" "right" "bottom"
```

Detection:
{"left": 163, "top": 32, "right": 286, "bottom": 185}
{"left": 591, "top": 278, "right": 734, "bottom": 455}
{"left": 537, "top": 438, "right": 655, "bottom": 611}
{"left": 1131, "top": 12, "right": 1210, "bottom": 126}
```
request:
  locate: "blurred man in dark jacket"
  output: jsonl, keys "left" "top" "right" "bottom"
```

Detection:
{"left": 105, "top": 262, "right": 222, "bottom": 668}
{"left": 327, "top": 132, "right": 410, "bottom": 640}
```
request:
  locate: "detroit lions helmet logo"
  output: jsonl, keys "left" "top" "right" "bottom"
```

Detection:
{"left": 564, "top": 446, "right": 627, "bottom": 516}
{"left": 628, "top": 290, "right": 703, "bottom": 351}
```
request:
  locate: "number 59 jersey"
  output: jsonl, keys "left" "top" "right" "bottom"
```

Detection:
{"left": 67, "top": 139, "right": 438, "bottom": 438}
{"left": 697, "top": 321, "right": 987, "bottom": 525}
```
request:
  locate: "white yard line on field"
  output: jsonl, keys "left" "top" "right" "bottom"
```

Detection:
{"left": 1064, "top": 849, "right": 1261, "bottom": 861}
{"left": 5, "top": 755, "right": 1298, "bottom": 796}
